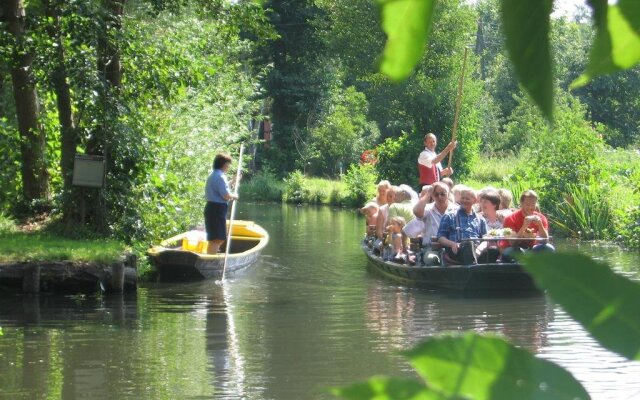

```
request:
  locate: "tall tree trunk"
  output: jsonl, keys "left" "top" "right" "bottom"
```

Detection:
{"left": 44, "top": 0, "right": 79, "bottom": 222}
{"left": 97, "top": 0, "right": 124, "bottom": 89}
{"left": 2, "top": 0, "right": 50, "bottom": 205}
{"left": 85, "top": 0, "right": 125, "bottom": 231}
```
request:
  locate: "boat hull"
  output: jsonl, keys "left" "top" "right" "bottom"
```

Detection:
{"left": 148, "top": 222, "right": 269, "bottom": 281}
{"left": 362, "top": 244, "right": 540, "bottom": 294}
{"left": 150, "top": 248, "right": 262, "bottom": 281}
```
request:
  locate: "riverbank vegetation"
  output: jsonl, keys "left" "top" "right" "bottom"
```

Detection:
{"left": 1, "top": 0, "right": 639, "bottom": 257}
{"left": 0, "top": 214, "right": 125, "bottom": 264}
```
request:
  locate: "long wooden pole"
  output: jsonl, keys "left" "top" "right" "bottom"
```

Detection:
{"left": 220, "top": 143, "right": 245, "bottom": 283}
{"left": 447, "top": 47, "right": 469, "bottom": 168}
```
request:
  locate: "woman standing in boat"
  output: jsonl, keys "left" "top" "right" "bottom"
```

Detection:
{"left": 205, "top": 153, "right": 239, "bottom": 254}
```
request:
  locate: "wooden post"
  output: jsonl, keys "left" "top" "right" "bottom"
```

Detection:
{"left": 22, "top": 264, "right": 41, "bottom": 294}
{"left": 111, "top": 262, "right": 124, "bottom": 293}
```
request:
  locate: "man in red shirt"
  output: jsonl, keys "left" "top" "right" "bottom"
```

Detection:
{"left": 502, "top": 190, "right": 554, "bottom": 262}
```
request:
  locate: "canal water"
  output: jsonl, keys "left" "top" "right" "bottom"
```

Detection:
{"left": 1, "top": 204, "right": 639, "bottom": 399}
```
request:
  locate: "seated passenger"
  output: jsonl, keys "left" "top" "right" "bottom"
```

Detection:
{"left": 441, "top": 177, "right": 454, "bottom": 191}
{"left": 419, "top": 184, "right": 433, "bottom": 203}
{"left": 479, "top": 189, "right": 502, "bottom": 230}
{"left": 360, "top": 201, "right": 379, "bottom": 233}
{"left": 497, "top": 188, "right": 514, "bottom": 220}
{"left": 501, "top": 190, "right": 555, "bottom": 262}
{"left": 475, "top": 189, "right": 502, "bottom": 262}
{"left": 376, "top": 185, "right": 398, "bottom": 239}
{"left": 399, "top": 184, "right": 419, "bottom": 204}
{"left": 451, "top": 184, "right": 464, "bottom": 205}
{"left": 498, "top": 188, "right": 513, "bottom": 210}
{"left": 401, "top": 185, "right": 432, "bottom": 241}
{"left": 373, "top": 180, "right": 391, "bottom": 206}
{"left": 442, "top": 178, "right": 455, "bottom": 203}
{"left": 388, "top": 186, "right": 416, "bottom": 223}
{"left": 409, "top": 182, "right": 456, "bottom": 265}
{"left": 414, "top": 182, "right": 456, "bottom": 246}
{"left": 386, "top": 216, "right": 407, "bottom": 260}
{"left": 437, "top": 187, "right": 488, "bottom": 265}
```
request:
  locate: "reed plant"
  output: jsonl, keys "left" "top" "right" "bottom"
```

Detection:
{"left": 548, "top": 182, "right": 612, "bottom": 240}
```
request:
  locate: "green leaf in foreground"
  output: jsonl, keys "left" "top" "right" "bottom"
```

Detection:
{"left": 332, "top": 376, "right": 449, "bottom": 400}
{"left": 572, "top": 0, "right": 640, "bottom": 88}
{"left": 500, "top": 0, "right": 554, "bottom": 120}
{"left": 522, "top": 251, "right": 640, "bottom": 361}
{"left": 377, "top": 0, "right": 437, "bottom": 81}
{"left": 405, "top": 333, "right": 589, "bottom": 400}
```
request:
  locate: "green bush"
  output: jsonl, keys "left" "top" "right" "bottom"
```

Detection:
{"left": 375, "top": 132, "right": 417, "bottom": 185}
{"left": 0, "top": 213, "right": 16, "bottom": 234}
{"left": 282, "top": 170, "right": 309, "bottom": 204}
{"left": 514, "top": 93, "right": 607, "bottom": 212}
{"left": 343, "top": 163, "right": 378, "bottom": 207}
{"left": 240, "top": 170, "right": 284, "bottom": 202}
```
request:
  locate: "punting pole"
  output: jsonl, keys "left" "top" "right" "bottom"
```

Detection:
{"left": 217, "top": 143, "right": 245, "bottom": 285}
{"left": 447, "top": 47, "right": 469, "bottom": 168}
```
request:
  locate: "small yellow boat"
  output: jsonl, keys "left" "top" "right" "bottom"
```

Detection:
{"left": 147, "top": 220, "right": 269, "bottom": 281}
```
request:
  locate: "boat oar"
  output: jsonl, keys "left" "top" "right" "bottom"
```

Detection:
{"left": 447, "top": 47, "right": 469, "bottom": 169}
{"left": 216, "top": 143, "right": 245, "bottom": 285}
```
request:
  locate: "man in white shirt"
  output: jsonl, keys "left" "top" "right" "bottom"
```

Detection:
{"left": 417, "top": 133, "right": 457, "bottom": 187}
{"left": 414, "top": 182, "right": 456, "bottom": 246}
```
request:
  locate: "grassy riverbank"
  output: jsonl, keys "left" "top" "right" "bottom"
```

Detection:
{"left": 0, "top": 214, "right": 127, "bottom": 264}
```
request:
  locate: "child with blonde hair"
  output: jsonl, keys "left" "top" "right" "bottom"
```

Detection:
{"left": 386, "top": 216, "right": 407, "bottom": 261}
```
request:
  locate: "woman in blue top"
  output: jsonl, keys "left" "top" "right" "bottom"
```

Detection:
{"left": 205, "top": 153, "right": 238, "bottom": 254}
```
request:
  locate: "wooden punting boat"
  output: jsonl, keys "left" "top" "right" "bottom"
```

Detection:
{"left": 362, "top": 243, "right": 540, "bottom": 294}
{"left": 148, "top": 220, "right": 269, "bottom": 281}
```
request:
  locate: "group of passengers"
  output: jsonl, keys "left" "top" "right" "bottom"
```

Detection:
{"left": 361, "top": 132, "right": 554, "bottom": 266}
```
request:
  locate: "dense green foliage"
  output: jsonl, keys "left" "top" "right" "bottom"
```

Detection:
{"left": 1, "top": 2, "right": 267, "bottom": 244}
{"left": 2, "top": 0, "right": 639, "bottom": 250}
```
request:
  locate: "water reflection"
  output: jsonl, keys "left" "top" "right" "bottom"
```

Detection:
{"left": 0, "top": 204, "right": 639, "bottom": 399}
{"left": 0, "top": 293, "right": 139, "bottom": 399}
{"left": 365, "top": 285, "right": 552, "bottom": 354}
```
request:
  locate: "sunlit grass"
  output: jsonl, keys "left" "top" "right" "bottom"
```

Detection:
{"left": 467, "top": 154, "right": 518, "bottom": 183}
{"left": 0, "top": 232, "right": 126, "bottom": 264}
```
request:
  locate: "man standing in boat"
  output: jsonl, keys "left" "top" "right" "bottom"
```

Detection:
{"left": 417, "top": 133, "right": 457, "bottom": 188}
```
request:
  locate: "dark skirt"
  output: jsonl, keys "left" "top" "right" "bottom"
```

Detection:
{"left": 204, "top": 201, "right": 228, "bottom": 241}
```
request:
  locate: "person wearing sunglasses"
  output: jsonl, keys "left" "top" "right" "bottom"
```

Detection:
{"left": 408, "top": 182, "right": 457, "bottom": 265}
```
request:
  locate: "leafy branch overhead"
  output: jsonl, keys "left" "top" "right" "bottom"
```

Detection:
{"left": 377, "top": 0, "right": 640, "bottom": 119}
{"left": 334, "top": 333, "right": 590, "bottom": 400}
